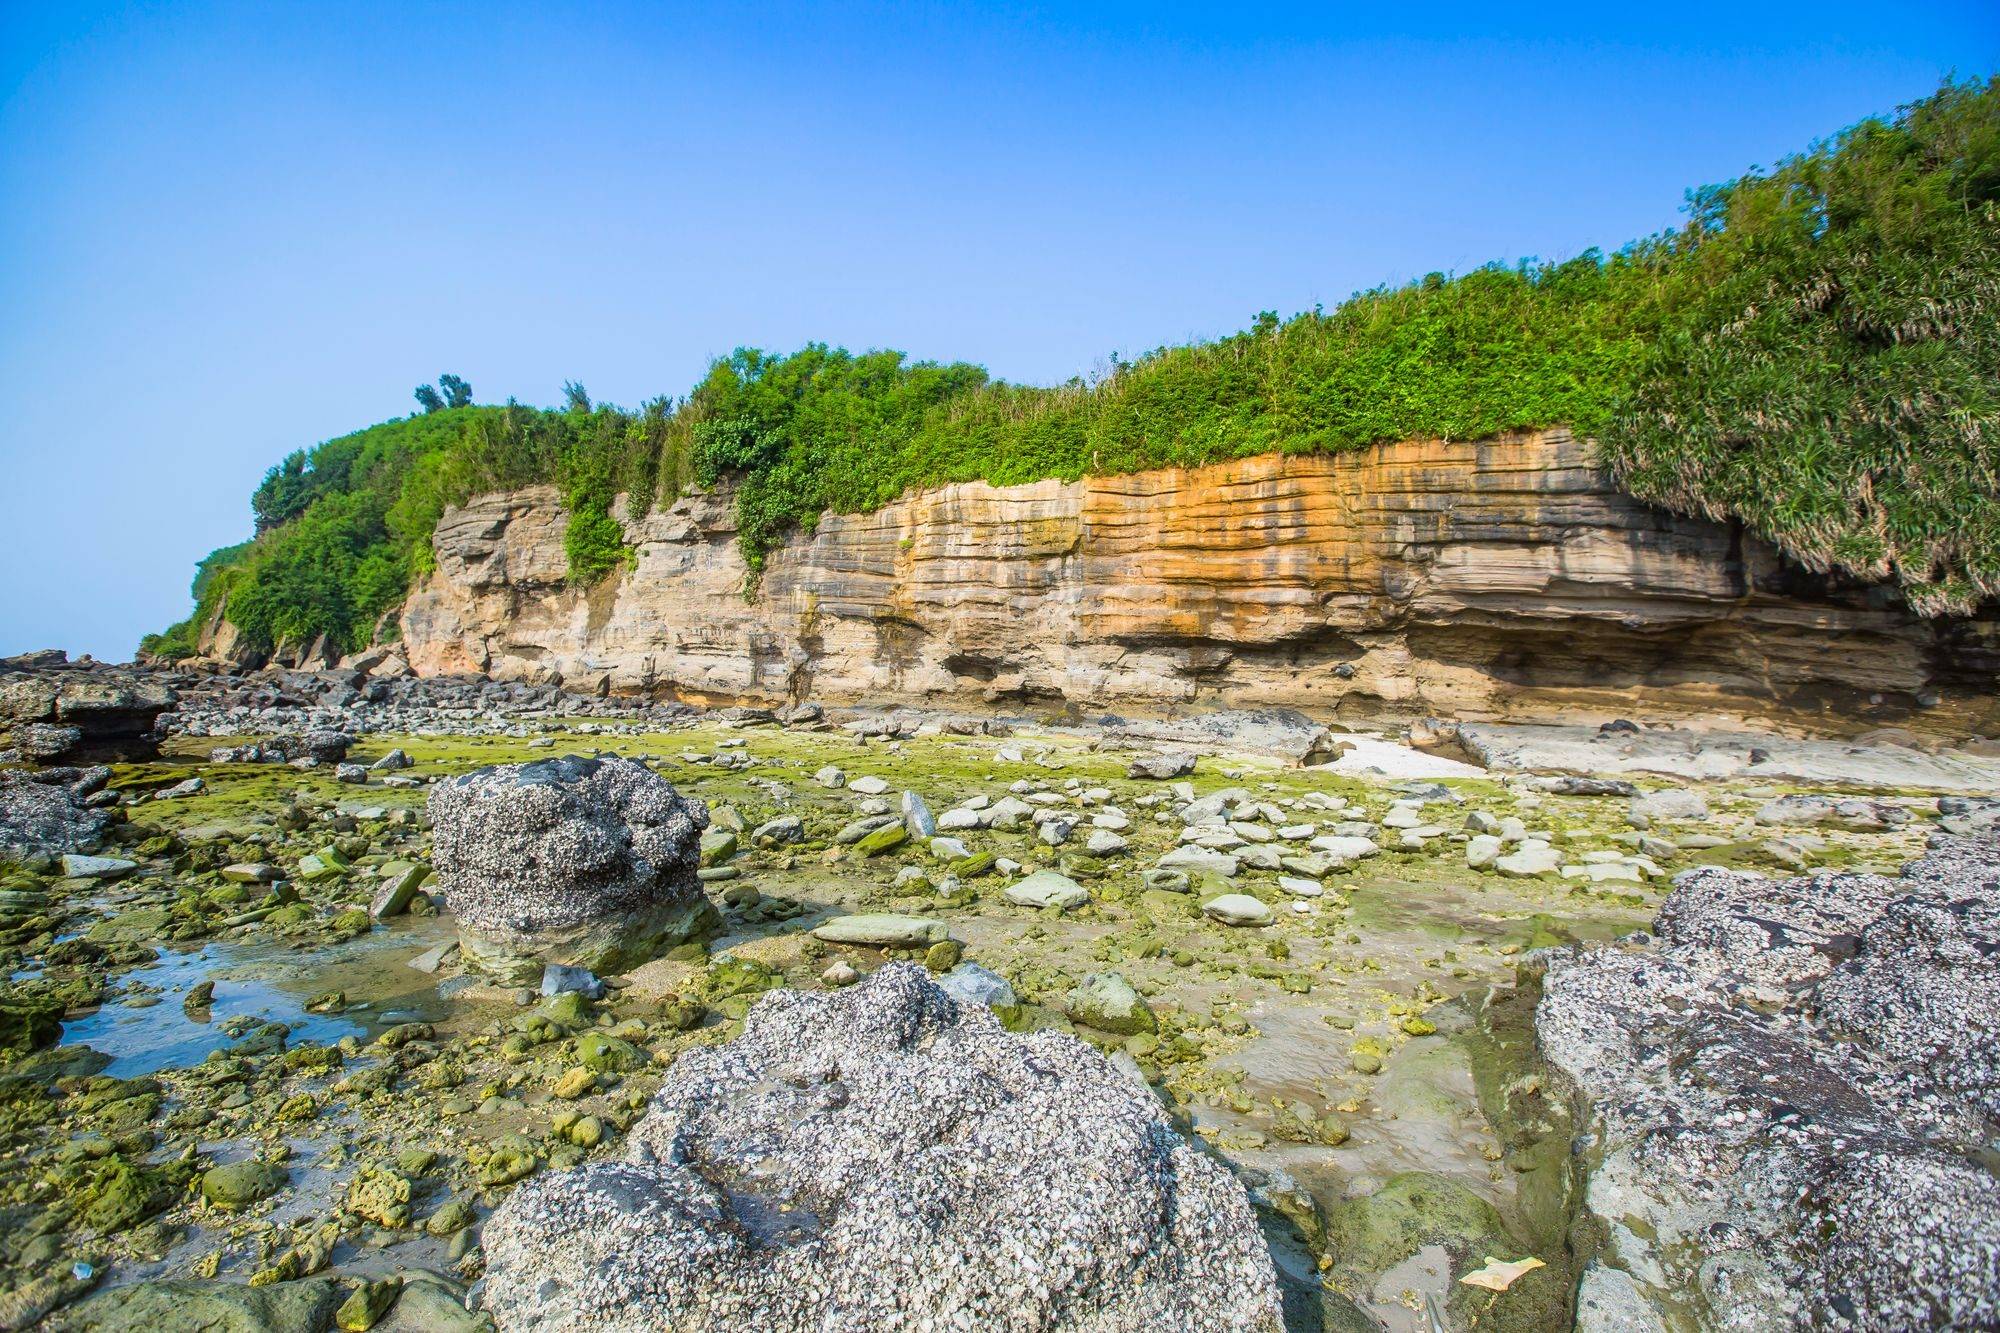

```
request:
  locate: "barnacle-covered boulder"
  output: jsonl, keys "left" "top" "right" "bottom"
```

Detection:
{"left": 484, "top": 963, "right": 1282, "bottom": 1331}
{"left": 427, "top": 755, "right": 716, "bottom": 984}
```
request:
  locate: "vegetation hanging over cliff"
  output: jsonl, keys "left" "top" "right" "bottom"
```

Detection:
{"left": 1600, "top": 78, "right": 2000, "bottom": 615}
{"left": 147, "top": 77, "right": 1998, "bottom": 659}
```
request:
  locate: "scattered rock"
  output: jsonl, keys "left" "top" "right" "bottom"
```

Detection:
{"left": 811, "top": 914, "right": 943, "bottom": 949}
{"left": 901, "top": 789, "right": 937, "bottom": 838}
{"left": 1203, "top": 894, "right": 1273, "bottom": 927}
{"left": 1494, "top": 842, "right": 1561, "bottom": 878}
{"left": 1066, "top": 972, "right": 1156, "bottom": 1034}
{"left": 936, "top": 962, "right": 1018, "bottom": 1015}
{"left": 1003, "top": 869, "right": 1090, "bottom": 911}
{"left": 1628, "top": 788, "right": 1707, "bottom": 823}
{"left": 540, "top": 964, "right": 605, "bottom": 999}
{"left": 370, "top": 863, "right": 427, "bottom": 919}
{"left": 1129, "top": 752, "right": 1196, "bottom": 780}
{"left": 201, "top": 1160, "right": 288, "bottom": 1211}
{"left": 59, "top": 854, "right": 137, "bottom": 880}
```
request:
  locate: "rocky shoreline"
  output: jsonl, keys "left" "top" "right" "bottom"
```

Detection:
{"left": 1537, "top": 824, "right": 2000, "bottom": 1330}
{"left": 0, "top": 650, "right": 1995, "bottom": 1330}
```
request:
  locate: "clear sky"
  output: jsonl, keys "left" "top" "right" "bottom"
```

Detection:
{"left": 3, "top": 2, "right": 1995, "bottom": 661}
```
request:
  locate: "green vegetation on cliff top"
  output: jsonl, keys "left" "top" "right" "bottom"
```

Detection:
{"left": 148, "top": 79, "right": 2000, "bottom": 659}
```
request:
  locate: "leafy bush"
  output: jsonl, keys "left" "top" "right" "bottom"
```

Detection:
{"left": 1599, "top": 78, "right": 2000, "bottom": 614}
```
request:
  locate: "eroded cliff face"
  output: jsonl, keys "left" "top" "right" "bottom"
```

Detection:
{"left": 396, "top": 431, "right": 2000, "bottom": 730}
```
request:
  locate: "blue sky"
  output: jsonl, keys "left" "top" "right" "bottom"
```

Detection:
{"left": 2, "top": 2, "right": 1995, "bottom": 660}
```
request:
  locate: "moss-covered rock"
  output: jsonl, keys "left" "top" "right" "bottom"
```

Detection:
{"left": 335, "top": 1276, "right": 402, "bottom": 1331}
{"left": 201, "top": 1160, "right": 288, "bottom": 1211}
{"left": 1065, "top": 972, "right": 1156, "bottom": 1035}
{"left": 345, "top": 1167, "right": 413, "bottom": 1228}
{"left": 63, "top": 1277, "right": 345, "bottom": 1332}
{"left": 853, "top": 823, "right": 910, "bottom": 857}
{"left": 703, "top": 955, "right": 781, "bottom": 1002}
{"left": 0, "top": 994, "right": 62, "bottom": 1052}
{"left": 574, "top": 1032, "right": 643, "bottom": 1073}
{"left": 425, "top": 1197, "right": 476, "bottom": 1236}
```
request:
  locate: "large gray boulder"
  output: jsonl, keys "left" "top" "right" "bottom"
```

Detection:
{"left": 484, "top": 963, "right": 1281, "bottom": 1331}
{"left": 299, "top": 728, "right": 355, "bottom": 763}
{"left": 14, "top": 722, "right": 84, "bottom": 762}
{"left": 428, "top": 755, "right": 717, "bottom": 984}
{"left": 1108, "top": 708, "right": 1347, "bottom": 766}
{"left": 1129, "top": 751, "right": 1197, "bottom": 780}
{"left": 1536, "top": 832, "right": 2000, "bottom": 1330}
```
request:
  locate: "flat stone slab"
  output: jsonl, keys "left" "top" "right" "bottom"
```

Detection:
{"left": 1496, "top": 842, "right": 1561, "bottom": 877}
{"left": 60, "top": 853, "right": 136, "bottom": 880}
{"left": 1450, "top": 721, "right": 2000, "bottom": 792}
{"left": 811, "top": 914, "right": 945, "bottom": 948}
{"left": 1004, "top": 870, "right": 1090, "bottom": 911}
{"left": 1157, "top": 846, "right": 1240, "bottom": 878}
{"left": 1202, "top": 893, "right": 1273, "bottom": 926}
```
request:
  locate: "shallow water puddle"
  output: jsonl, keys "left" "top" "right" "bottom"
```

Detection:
{"left": 64, "top": 917, "right": 460, "bottom": 1076}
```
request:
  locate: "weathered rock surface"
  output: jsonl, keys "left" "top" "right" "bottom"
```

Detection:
{"left": 393, "top": 433, "right": 1999, "bottom": 728}
{"left": 1536, "top": 832, "right": 2000, "bottom": 1330}
{"left": 484, "top": 963, "right": 1281, "bottom": 1330}
{"left": 57, "top": 1276, "right": 344, "bottom": 1331}
{"left": 1442, "top": 720, "right": 2000, "bottom": 792}
{"left": 1003, "top": 869, "right": 1090, "bottom": 910}
{"left": 0, "top": 768, "right": 113, "bottom": 854}
{"left": 0, "top": 654, "right": 175, "bottom": 760}
{"left": 1112, "top": 709, "right": 1347, "bottom": 765}
{"left": 428, "top": 755, "right": 717, "bottom": 983}
{"left": 809, "top": 913, "right": 943, "bottom": 948}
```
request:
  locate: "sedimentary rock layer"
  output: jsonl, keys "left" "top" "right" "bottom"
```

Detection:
{"left": 380, "top": 432, "right": 1998, "bottom": 728}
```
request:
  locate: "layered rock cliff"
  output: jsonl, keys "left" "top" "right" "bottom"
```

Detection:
{"left": 387, "top": 431, "right": 1996, "bottom": 730}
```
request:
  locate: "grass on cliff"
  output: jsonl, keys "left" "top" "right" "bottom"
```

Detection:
{"left": 148, "top": 77, "right": 2000, "bottom": 659}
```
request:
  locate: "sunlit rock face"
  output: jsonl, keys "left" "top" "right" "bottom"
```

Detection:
{"left": 394, "top": 431, "right": 2000, "bottom": 731}
{"left": 1537, "top": 830, "right": 2000, "bottom": 1330}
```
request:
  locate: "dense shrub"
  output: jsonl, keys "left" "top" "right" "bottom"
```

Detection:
{"left": 1599, "top": 77, "right": 2000, "bottom": 614}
